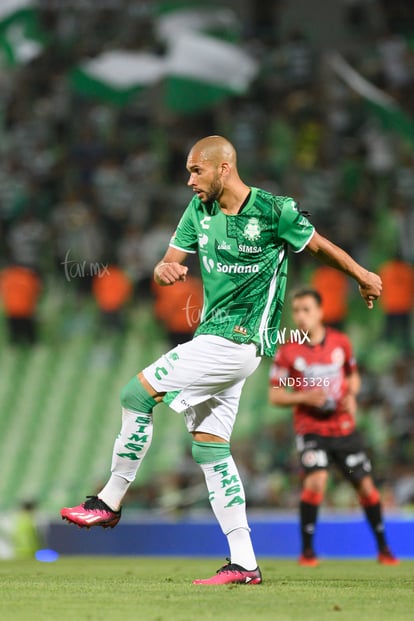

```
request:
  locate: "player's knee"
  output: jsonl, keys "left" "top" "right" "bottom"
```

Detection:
{"left": 120, "top": 376, "right": 157, "bottom": 413}
{"left": 303, "top": 469, "right": 327, "bottom": 494}
{"left": 192, "top": 441, "right": 231, "bottom": 465}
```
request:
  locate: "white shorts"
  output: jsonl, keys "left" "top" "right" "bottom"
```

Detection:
{"left": 142, "top": 335, "right": 261, "bottom": 441}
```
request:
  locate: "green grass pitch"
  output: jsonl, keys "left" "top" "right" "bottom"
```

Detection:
{"left": 0, "top": 556, "right": 412, "bottom": 621}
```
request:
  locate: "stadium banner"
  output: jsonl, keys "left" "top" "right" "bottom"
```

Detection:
{"left": 0, "top": 0, "right": 46, "bottom": 66}
{"left": 49, "top": 513, "right": 414, "bottom": 559}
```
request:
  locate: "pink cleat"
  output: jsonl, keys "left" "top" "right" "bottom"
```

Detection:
{"left": 60, "top": 496, "right": 121, "bottom": 529}
{"left": 193, "top": 559, "right": 262, "bottom": 585}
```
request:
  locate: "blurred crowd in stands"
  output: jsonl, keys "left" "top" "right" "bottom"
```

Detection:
{"left": 0, "top": 0, "right": 413, "bottom": 511}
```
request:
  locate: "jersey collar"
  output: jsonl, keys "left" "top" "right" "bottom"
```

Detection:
{"left": 195, "top": 187, "right": 258, "bottom": 215}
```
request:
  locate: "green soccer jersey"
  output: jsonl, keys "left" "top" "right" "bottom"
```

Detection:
{"left": 169, "top": 187, "right": 314, "bottom": 357}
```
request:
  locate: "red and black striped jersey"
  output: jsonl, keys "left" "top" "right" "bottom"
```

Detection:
{"left": 269, "top": 328, "right": 358, "bottom": 437}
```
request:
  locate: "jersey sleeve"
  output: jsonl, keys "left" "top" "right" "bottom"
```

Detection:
{"left": 169, "top": 204, "right": 198, "bottom": 254}
{"left": 269, "top": 346, "right": 290, "bottom": 387}
{"left": 275, "top": 197, "right": 315, "bottom": 253}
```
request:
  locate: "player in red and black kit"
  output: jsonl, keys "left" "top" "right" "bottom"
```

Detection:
{"left": 269, "top": 287, "right": 399, "bottom": 566}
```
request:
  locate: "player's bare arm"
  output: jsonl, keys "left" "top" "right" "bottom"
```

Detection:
{"left": 306, "top": 232, "right": 382, "bottom": 309}
{"left": 340, "top": 370, "right": 361, "bottom": 416}
{"left": 154, "top": 247, "right": 188, "bottom": 286}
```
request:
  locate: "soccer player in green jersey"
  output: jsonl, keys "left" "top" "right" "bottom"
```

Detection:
{"left": 61, "top": 135, "right": 382, "bottom": 585}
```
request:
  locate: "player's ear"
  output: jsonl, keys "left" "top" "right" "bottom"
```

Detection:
{"left": 220, "top": 162, "right": 231, "bottom": 176}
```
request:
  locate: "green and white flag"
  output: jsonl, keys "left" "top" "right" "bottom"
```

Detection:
{"left": 329, "top": 51, "right": 414, "bottom": 147}
{"left": 70, "top": 3, "right": 257, "bottom": 114}
{"left": 164, "top": 32, "right": 258, "bottom": 114}
{"left": 70, "top": 51, "right": 167, "bottom": 106}
{"left": 155, "top": 4, "right": 241, "bottom": 44}
{"left": 0, "top": 0, "right": 45, "bottom": 66}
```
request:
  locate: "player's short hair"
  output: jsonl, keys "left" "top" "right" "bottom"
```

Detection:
{"left": 290, "top": 287, "right": 322, "bottom": 306}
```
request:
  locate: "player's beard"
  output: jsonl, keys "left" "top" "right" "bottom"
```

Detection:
{"left": 202, "top": 174, "right": 223, "bottom": 204}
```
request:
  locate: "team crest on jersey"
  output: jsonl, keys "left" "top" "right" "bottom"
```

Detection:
{"left": 243, "top": 218, "right": 261, "bottom": 242}
{"left": 331, "top": 347, "right": 345, "bottom": 365}
{"left": 293, "top": 356, "right": 307, "bottom": 372}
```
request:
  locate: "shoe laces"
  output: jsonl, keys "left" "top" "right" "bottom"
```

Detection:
{"left": 217, "top": 558, "right": 245, "bottom": 574}
{"left": 83, "top": 495, "right": 111, "bottom": 511}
